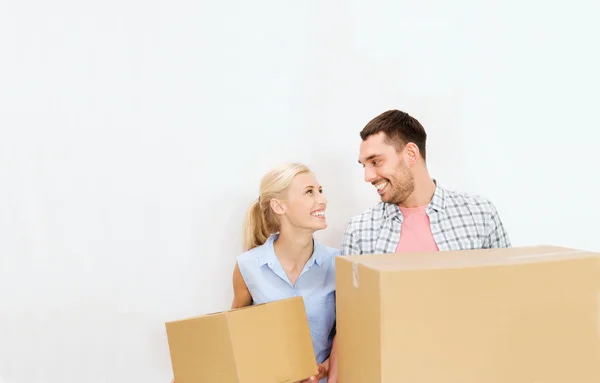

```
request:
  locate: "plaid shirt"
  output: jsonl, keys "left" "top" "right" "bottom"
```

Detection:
{"left": 342, "top": 182, "right": 511, "bottom": 255}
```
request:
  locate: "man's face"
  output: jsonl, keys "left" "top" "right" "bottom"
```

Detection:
{"left": 358, "top": 132, "right": 415, "bottom": 205}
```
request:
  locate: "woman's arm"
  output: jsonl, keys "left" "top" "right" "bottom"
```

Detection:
{"left": 231, "top": 262, "right": 253, "bottom": 309}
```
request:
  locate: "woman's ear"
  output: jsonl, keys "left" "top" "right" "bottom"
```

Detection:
{"left": 270, "top": 198, "right": 285, "bottom": 215}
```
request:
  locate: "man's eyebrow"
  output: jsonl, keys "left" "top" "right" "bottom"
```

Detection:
{"left": 358, "top": 154, "right": 378, "bottom": 164}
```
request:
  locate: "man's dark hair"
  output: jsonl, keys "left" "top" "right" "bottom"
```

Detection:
{"left": 360, "top": 110, "right": 428, "bottom": 160}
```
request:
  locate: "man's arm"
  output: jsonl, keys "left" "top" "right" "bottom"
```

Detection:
{"left": 327, "top": 334, "right": 339, "bottom": 382}
{"left": 485, "top": 203, "right": 511, "bottom": 248}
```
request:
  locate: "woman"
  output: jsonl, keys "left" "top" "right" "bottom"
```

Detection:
{"left": 234, "top": 162, "right": 339, "bottom": 383}
{"left": 172, "top": 163, "right": 339, "bottom": 383}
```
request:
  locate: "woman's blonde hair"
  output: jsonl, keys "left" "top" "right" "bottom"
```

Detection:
{"left": 242, "top": 162, "right": 311, "bottom": 251}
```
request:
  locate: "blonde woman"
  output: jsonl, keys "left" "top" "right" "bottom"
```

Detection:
{"left": 235, "top": 163, "right": 339, "bottom": 383}
{"left": 171, "top": 163, "right": 339, "bottom": 383}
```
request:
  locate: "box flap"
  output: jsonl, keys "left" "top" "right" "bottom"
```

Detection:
{"left": 337, "top": 245, "right": 598, "bottom": 272}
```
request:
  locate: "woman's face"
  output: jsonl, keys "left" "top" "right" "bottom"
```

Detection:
{"left": 275, "top": 172, "right": 328, "bottom": 233}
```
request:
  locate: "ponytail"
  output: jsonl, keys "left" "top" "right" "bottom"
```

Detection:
{"left": 242, "top": 200, "right": 271, "bottom": 251}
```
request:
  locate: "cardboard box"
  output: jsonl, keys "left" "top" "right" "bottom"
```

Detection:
{"left": 336, "top": 245, "right": 600, "bottom": 383}
{"left": 165, "top": 296, "right": 318, "bottom": 383}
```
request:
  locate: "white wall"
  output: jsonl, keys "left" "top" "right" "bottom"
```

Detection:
{"left": 1, "top": 1, "right": 598, "bottom": 382}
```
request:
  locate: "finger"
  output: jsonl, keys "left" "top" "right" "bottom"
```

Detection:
{"left": 315, "top": 366, "right": 327, "bottom": 379}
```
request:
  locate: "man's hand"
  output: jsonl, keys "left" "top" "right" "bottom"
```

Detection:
{"left": 328, "top": 335, "right": 338, "bottom": 383}
{"left": 297, "top": 358, "right": 329, "bottom": 382}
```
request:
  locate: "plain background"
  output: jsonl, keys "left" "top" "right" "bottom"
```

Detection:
{"left": 1, "top": 0, "right": 599, "bottom": 382}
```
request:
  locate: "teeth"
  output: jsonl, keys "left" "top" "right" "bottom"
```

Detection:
{"left": 311, "top": 211, "right": 325, "bottom": 217}
{"left": 375, "top": 182, "right": 388, "bottom": 190}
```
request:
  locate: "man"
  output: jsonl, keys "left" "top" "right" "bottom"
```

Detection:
{"left": 342, "top": 109, "right": 510, "bottom": 255}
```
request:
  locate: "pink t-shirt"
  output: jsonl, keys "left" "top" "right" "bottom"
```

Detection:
{"left": 395, "top": 205, "right": 439, "bottom": 253}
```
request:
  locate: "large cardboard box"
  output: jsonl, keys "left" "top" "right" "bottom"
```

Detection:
{"left": 336, "top": 245, "right": 600, "bottom": 383}
{"left": 165, "top": 296, "right": 318, "bottom": 383}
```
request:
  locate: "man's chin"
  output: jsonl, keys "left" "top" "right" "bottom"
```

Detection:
{"left": 380, "top": 193, "right": 400, "bottom": 205}
{"left": 379, "top": 195, "right": 392, "bottom": 204}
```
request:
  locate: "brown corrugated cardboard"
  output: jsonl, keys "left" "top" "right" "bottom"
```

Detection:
{"left": 165, "top": 296, "right": 318, "bottom": 383}
{"left": 336, "top": 245, "right": 600, "bottom": 383}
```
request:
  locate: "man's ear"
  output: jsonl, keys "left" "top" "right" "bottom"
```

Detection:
{"left": 270, "top": 198, "right": 285, "bottom": 215}
{"left": 405, "top": 142, "right": 420, "bottom": 166}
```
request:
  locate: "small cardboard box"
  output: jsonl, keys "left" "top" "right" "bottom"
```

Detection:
{"left": 165, "top": 296, "right": 318, "bottom": 383}
{"left": 336, "top": 245, "right": 600, "bottom": 383}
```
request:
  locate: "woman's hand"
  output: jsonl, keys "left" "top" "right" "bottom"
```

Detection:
{"left": 172, "top": 359, "right": 333, "bottom": 383}
{"left": 298, "top": 358, "right": 329, "bottom": 382}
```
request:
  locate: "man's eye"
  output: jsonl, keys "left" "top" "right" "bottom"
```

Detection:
{"left": 306, "top": 190, "right": 313, "bottom": 194}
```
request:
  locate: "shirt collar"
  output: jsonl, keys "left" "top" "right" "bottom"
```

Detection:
{"left": 428, "top": 180, "right": 446, "bottom": 212}
{"left": 258, "top": 233, "right": 323, "bottom": 267}
{"left": 382, "top": 179, "right": 446, "bottom": 220}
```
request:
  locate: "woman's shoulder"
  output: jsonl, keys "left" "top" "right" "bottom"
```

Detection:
{"left": 237, "top": 242, "right": 269, "bottom": 262}
{"left": 237, "top": 235, "right": 276, "bottom": 264}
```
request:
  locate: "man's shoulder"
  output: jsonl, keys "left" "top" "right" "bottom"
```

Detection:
{"left": 441, "top": 186, "right": 498, "bottom": 213}
{"left": 346, "top": 201, "right": 387, "bottom": 226}
{"left": 342, "top": 202, "right": 389, "bottom": 254}
{"left": 439, "top": 184, "right": 510, "bottom": 247}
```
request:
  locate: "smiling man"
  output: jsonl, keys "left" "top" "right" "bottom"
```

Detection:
{"left": 342, "top": 109, "right": 511, "bottom": 255}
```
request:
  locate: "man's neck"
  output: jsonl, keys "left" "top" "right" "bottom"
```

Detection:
{"left": 273, "top": 228, "right": 314, "bottom": 270}
{"left": 400, "top": 170, "right": 437, "bottom": 208}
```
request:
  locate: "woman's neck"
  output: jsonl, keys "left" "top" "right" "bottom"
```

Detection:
{"left": 273, "top": 229, "right": 314, "bottom": 271}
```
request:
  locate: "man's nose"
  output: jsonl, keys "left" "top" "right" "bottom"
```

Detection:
{"left": 364, "top": 166, "right": 376, "bottom": 183}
